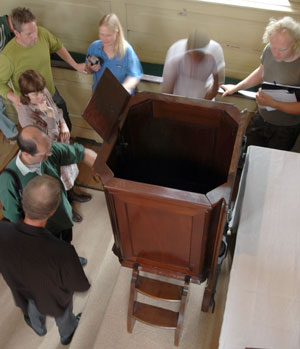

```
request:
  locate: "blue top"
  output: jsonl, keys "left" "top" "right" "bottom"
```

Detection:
{"left": 86, "top": 40, "right": 143, "bottom": 93}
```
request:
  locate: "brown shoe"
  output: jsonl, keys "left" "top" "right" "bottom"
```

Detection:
{"left": 68, "top": 189, "right": 92, "bottom": 203}
{"left": 72, "top": 209, "right": 83, "bottom": 223}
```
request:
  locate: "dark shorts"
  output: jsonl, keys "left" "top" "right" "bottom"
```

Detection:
{"left": 245, "top": 112, "right": 300, "bottom": 151}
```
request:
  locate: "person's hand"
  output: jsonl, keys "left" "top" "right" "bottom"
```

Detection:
{"left": 59, "top": 123, "right": 70, "bottom": 143}
{"left": 38, "top": 101, "right": 55, "bottom": 118}
{"left": 87, "top": 61, "right": 101, "bottom": 73}
{"left": 256, "top": 90, "right": 275, "bottom": 108}
{"left": 221, "top": 84, "right": 238, "bottom": 97}
{"left": 75, "top": 63, "right": 88, "bottom": 74}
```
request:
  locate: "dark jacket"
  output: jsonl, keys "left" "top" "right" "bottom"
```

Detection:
{"left": 0, "top": 220, "right": 90, "bottom": 317}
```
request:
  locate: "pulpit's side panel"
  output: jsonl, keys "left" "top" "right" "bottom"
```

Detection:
{"left": 211, "top": 113, "right": 239, "bottom": 184}
{"left": 107, "top": 189, "right": 212, "bottom": 281}
{"left": 203, "top": 199, "right": 225, "bottom": 275}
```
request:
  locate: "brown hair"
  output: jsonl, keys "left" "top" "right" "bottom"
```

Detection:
{"left": 22, "top": 175, "right": 61, "bottom": 220}
{"left": 19, "top": 70, "right": 46, "bottom": 105}
{"left": 11, "top": 7, "right": 36, "bottom": 33}
{"left": 99, "top": 13, "right": 126, "bottom": 58}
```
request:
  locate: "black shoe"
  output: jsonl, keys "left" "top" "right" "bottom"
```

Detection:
{"left": 68, "top": 189, "right": 92, "bottom": 203}
{"left": 24, "top": 314, "right": 47, "bottom": 336}
{"left": 72, "top": 209, "right": 83, "bottom": 223}
{"left": 79, "top": 256, "right": 87, "bottom": 266}
{"left": 61, "top": 313, "right": 82, "bottom": 345}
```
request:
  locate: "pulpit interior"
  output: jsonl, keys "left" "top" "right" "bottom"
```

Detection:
{"left": 108, "top": 99, "right": 238, "bottom": 193}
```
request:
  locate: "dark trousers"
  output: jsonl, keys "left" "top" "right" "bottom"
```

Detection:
{"left": 246, "top": 112, "right": 300, "bottom": 151}
{"left": 27, "top": 299, "right": 78, "bottom": 340}
{"left": 52, "top": 88, "right": 72, "bottom": 131}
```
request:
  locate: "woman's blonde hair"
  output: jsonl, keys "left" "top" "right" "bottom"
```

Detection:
{"left": 99, "top": 13, "right": 126, "bottom": 58}
{"left": 263, "top": 16, "right": 300, "bottom": 54}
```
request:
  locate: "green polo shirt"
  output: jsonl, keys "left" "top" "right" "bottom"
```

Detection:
{"left": 0, "top": 142, "right": 85, "bottom": 234}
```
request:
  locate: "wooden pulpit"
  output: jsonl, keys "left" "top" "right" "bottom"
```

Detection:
{"left": 83, "top": 68, "right": 245, "bottom": 345}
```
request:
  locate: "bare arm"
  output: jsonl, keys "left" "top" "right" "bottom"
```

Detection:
{"left": 204, "top": 73, "right": 219, "bottom": 100}
{"left": 81, "top": 148, "right": 97, "bottom": 168}
{"left": 122, "top": 76, "right": 140, "bottom": 93}
{"left": 56, "top": 46, "right": 87, "bottom": 74}
{"left": 59, "top": 122, "right": 70, "bottom": 143}
{"left": 6, "top": 91, "right": 21, "bottom": 110}
{"left": 221, "top": 64, "right": 263, "bottom": 97}
{"left": 256, "top": 90, "right": 300, "bottom": 115}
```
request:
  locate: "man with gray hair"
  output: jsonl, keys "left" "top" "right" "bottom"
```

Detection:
{"left": 0, "top": 7, "right": 87, "bottom": 130}
{"left": 0, "top": 175, "right": 90, "bottom": 345}
{"left": 222, "top": 16, "right": 300, "bottom": 151}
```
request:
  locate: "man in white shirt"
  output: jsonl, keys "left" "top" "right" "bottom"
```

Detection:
{"left": 162, "top": 29, "right": 225, "bottom": 100}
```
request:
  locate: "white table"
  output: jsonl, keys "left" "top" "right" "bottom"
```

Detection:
{"left": 219, "top": 146, "right": 300, "bottom": 349}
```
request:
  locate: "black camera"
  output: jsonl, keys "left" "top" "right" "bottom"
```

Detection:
{"left": 87, "top": 55, "right": 104, "bottom": 66}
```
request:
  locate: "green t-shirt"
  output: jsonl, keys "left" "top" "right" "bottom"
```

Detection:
{"left": 0, "top": 142, "right": 85, "bottom": 234}
{"left": 0, "top": 26, "right": 62, "bottom": 99}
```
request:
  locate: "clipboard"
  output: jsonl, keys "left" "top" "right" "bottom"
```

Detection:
{"left": 262, "top": 81, "right": 300, "bottom": 101}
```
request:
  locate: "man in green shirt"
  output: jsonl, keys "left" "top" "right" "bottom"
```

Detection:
{"left": 0, "top": 7, "right": 87, "bottom": 131}
{"left": 0, "top": 125, "right": 97, "bottom": 264}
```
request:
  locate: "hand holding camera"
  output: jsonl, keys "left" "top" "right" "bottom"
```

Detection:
{"left": 87, "top": 55, "right": 104, "bottom": 73}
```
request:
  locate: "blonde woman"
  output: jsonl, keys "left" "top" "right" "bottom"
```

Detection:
{"left": 86, "top": 13, "right": 142, "bottom": 93}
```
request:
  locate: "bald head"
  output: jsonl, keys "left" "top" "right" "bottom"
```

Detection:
{"left": 22, "top": 175, "right": 61, "bottom": 220}
{"left": 17, "top": 126, "right": 52, "bottom": 164}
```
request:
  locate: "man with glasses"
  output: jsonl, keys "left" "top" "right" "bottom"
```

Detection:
{"left": 0, "top": 125, "right": 97, "bottom": 265}
{"left": 221, "top": 16, "right": 300, "bottom": 151}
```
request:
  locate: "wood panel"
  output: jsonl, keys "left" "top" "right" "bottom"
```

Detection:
{"left": 2, "top": 0, "right": 300, "bottom": 78}
{"left": 2, "top": 0, "right": 111, "bottom": 53}
{"left": 111, "top": 191, "right": 210, "bottom": 275}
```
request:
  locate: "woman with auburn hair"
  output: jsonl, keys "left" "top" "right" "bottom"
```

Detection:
{"left": 18, "top": 69, "right": 91, "bottom": 223}
{"left": 86, "top": 13, "right": 142, "bottom": 93}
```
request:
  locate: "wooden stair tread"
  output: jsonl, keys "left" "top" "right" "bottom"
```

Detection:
{"left": 133, "top": 301, "right": 178, "bottom": 329}
{"left": 136, "top": 276, "right": 183, "bottom": 301}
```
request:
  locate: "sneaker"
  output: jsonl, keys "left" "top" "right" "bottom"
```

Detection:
{"left": 72, "top": 209, "right": 83, "bottom": 223}
{"left": 24, "top": 314, "right": 47, "bottom": 336}
{"left": 79, "top": 256, "right": 87, "bottom": 266}
{"left": 61, "top": 313, "right": 82, "bottom": 345}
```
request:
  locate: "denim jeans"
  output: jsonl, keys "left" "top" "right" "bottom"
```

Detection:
{"left": 0, "top": 97, "right": 18, "bottom": 138}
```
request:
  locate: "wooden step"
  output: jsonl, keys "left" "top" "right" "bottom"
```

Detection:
{"left": 136, "top": 276, "right": 183, "bottom": 301}
{"left": 133, "top": 301, "right": 178, "bottom": 329}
